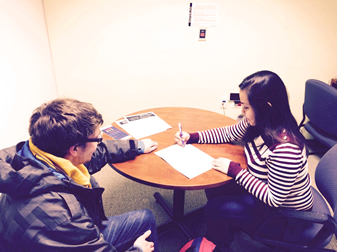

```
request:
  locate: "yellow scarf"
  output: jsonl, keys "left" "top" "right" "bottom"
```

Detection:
{"left": 29, "top": 139, "right": 91, "bottom": 188}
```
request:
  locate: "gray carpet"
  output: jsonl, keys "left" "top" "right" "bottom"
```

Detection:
{"left": 93, "top": 154, "right": 337, "bottom": 251}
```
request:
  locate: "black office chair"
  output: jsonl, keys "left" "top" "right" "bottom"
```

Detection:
{"left": 299, "top": 79, "right": 337, "bottom": 154}
{"left": 252, "top": 144, "right": 337, "bottom": 251}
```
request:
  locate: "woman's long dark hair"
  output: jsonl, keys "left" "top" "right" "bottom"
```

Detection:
{"left": 239, "top": 70, "right": 305, "bottom": 148}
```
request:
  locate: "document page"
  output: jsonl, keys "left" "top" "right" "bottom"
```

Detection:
{"left": 101, "top": 125, "right": 131, "bottom": 140}
{"left": 155, "top": 144, "right": 214, "bottom": 179}
{"left": 189, "top": 3, "right": 219, "bottom": 27}
{"left": 116, "top": 112, "right": 171, "bottom": 139}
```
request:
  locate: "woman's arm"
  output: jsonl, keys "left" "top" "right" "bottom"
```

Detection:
{"left": 189, "top": 118, "right": 249, "bottom": 144}
{"left": 234, "top": 143, "right": 312, "bottom": 210}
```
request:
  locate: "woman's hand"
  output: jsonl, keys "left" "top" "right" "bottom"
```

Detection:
{"left": 134, "top": 230, "right": 154, "bottom": 252}
{"left": 142, "top": 139, "right": 158, "bottom": 153}
{"left": 174, "top": 131, "right": 190, "bottom": 146}
{"left": 211, "top": 157, "right": 232, "bottom": 174}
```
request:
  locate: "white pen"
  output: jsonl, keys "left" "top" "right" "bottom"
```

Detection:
{"left": 178, "top": 122, "right": 185, "bottom": 147}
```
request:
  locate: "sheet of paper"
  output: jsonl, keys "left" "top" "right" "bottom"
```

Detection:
{"left": 116, "top": 112, "right": 171, "bottom": 139}
{"left": 155, "top": 144, "right": 214, "bottom": 179}
{"left": 189, "top": 3, "right": 219, "bottom": 27}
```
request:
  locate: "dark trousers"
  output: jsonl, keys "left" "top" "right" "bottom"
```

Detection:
{"left": 205, "top": 181, "right": 270, "bottom": 250}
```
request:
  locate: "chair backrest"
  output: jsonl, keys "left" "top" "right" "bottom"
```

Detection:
{"left": 315, "top": 144, "right": 337, "bottom": 236}
{"left": 303, "top": 79, "right": 337, "bottom": 137}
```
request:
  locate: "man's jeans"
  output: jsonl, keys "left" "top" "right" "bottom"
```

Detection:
{"left": 100, "top": 209, "right": 158, "bottom": 251}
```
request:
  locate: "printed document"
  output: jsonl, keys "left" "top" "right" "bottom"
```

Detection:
{"left": 101, "top": 125, "right": 131, "bottom": 140}
{"left": 155, "top": 144, "right": 214, "bottom": 179}
{"left": 189, "top": 3, "right": 219, "bottom": 27}
{"left": 116, "top": 112, "right": 171, "bottom": 139}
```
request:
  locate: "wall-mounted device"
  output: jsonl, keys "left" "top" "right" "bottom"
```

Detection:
{"left": 199, "top": 28, "right": 206, "bottom": 41}
{"left": 229, "top": 93, "right": 241, "bottom": 105}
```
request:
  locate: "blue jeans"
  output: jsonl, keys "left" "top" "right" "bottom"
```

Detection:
{"left": 100, "top": 209, "right": 158, "bottom": 252}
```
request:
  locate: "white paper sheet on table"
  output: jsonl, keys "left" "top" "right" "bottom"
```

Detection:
{"left": 155, "top": 144, "right": 214, "bottom": 179}
{"left": 116, "top": 112, "right": 171, "bottom": 139}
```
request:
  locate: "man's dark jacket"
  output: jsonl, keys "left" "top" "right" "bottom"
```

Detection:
{"left": 0, "top": 139, "right": 142, "bottom": 251}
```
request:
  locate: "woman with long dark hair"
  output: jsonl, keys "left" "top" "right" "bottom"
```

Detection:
{"left": 175, "top": 70, "right": 312, "bottom": 251}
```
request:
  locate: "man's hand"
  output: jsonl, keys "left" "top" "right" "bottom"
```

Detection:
{"left": 134, "top": 230, "right": 154, "bottom": 252}
{"left": 211, "top": 157, "right": 232, "bottom": 174}
{"left": 142, "top": 139, "right": 158, "bottom": 153}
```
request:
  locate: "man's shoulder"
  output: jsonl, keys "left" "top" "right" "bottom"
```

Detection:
{"left": 0, "top": 143, "right": 20, "bottom": 160}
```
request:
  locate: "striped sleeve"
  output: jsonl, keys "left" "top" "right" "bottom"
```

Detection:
{"left": 197, "top": 118, "right": 249, "bottom": 144}
{"left": 235, "top": 143, "right": 313, "bottom": 210}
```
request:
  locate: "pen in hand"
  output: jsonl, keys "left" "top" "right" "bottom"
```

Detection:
{"left": 178, "top": 122, "right": 185, "bottom": 147}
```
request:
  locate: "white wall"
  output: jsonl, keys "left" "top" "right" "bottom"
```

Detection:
{"left": 43, "top": 0, "right": 337, "bottom": 127}
{"left": 0, "top": 0, "right": 57, "bottom": 149}
{"left": 1, "top": 0, "right": 335, "bottom": 146}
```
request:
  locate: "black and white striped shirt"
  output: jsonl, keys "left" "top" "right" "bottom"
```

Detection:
{"left": 193, "top": 118, "right": 313, "bottom": 211}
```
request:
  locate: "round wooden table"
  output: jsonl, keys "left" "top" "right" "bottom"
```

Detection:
{"left": 106, "top": 107, "right": 247, "bottom": 239}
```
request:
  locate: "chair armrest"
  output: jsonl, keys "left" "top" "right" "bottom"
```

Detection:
{"left": 253, "top": 208, "right": 337, "bottom": 250}
{"left": 277, "top": 208, "right": 331, "bottom": 223}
